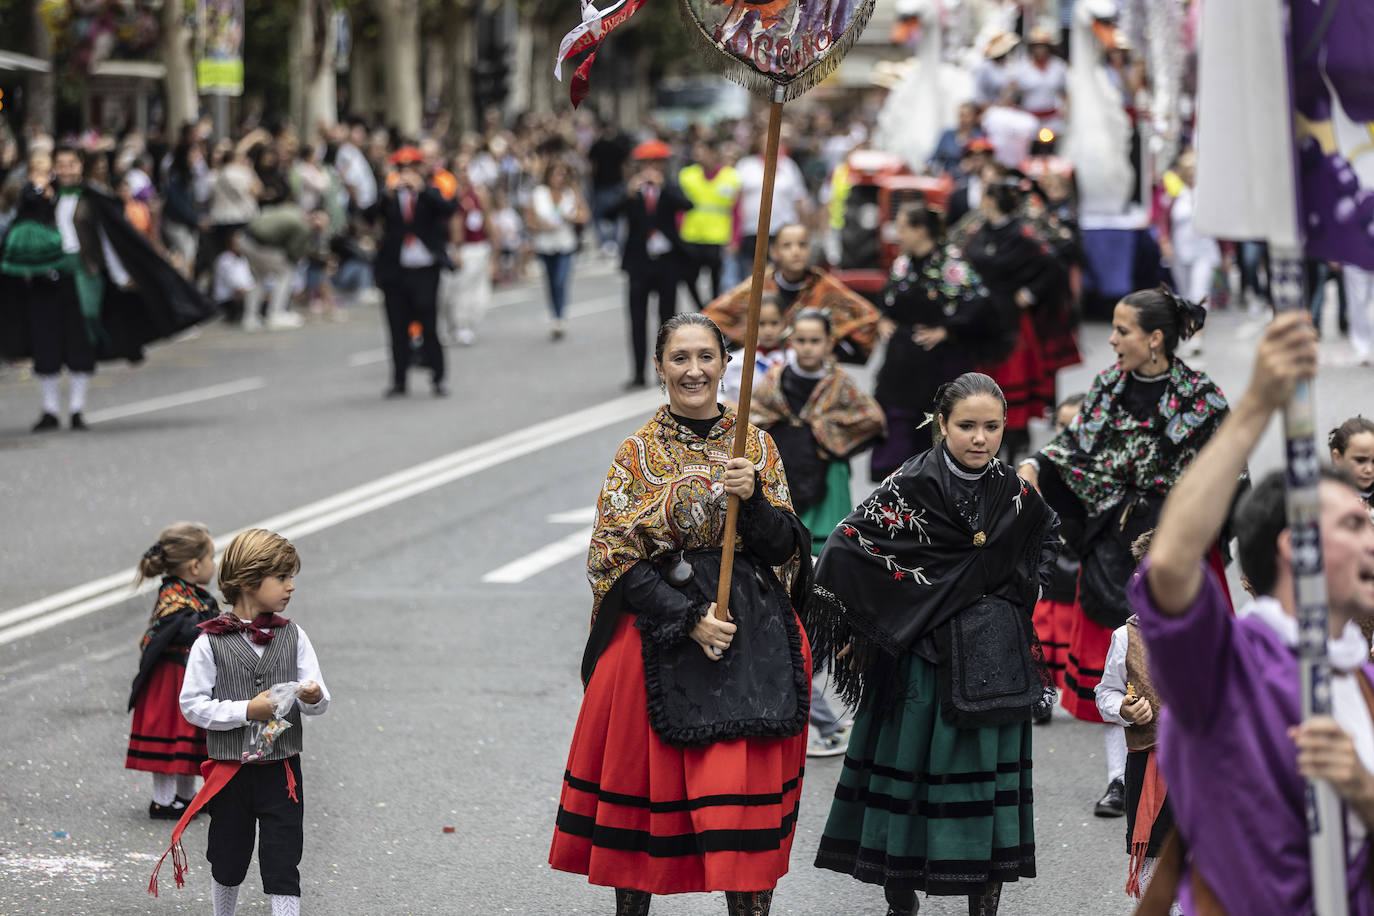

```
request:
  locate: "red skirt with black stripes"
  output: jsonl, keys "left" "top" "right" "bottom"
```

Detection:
{"left": 984, "top": 313, "right": 1050, "bottom": 433}
{"left": 126, "top": 660, "right": 207, "bottom": 775}
{"left": 549, "top": 611, "right": 810, "bottom": 894}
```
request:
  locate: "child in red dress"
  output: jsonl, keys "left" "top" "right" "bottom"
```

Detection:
{"left": 126, "top": 522, "right": 219, "bottom": 818}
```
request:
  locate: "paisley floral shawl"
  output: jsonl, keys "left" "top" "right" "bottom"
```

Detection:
{"left": 140, "top": 577, "right": 220, "bottom": 652}
{"left": 1039, "top": 359, "right": 1229, "bottom": 518}
{"left": 750, "top": 362, "right": 886, "bottom": 459}
{"left": 587, "top": 405, "right": 794, "bottom": 627}
{"left": 704, "top": 266, "right": 882, "bottom": 361}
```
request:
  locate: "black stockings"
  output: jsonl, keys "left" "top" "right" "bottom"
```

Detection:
{"left": 724, "top": 890, "right": 773, "bottom": 916}
{"left": 614, "top": 889, "right": 772, "bottom": 915}
{"left": 614, "top": 889, "right": 651, "bottom": 916}
{"left": 884, "top": 885, "right": 919, "bottom": 915}
{"left": 968, "top": 882, "right": 1002, "bottom": 916}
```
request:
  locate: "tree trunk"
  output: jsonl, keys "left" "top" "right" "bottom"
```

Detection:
{"left": 306, "top": 5, "right": 339, "bottom": 136}
{"left": 372, "top": 0, "right": 423, "bottom": 136}
{"left": 348, "top": 26, "right": 379, "bottom": 122}
{"left": 160, "top": 0, "right": 198, "bottom": 134}
{"left": 28, "top": 10, "right": 54, "bottom": 133}
{"left": 443, "top": 6, "right": 475, "bottom": 138}
{"left": 289, "top": 0, "right": 312, "bottom": 137}
{"left": 529, "top": 21, "right": 553, "bottom": 114}
{"left": 511, "top": 20, "right": 534, "bottom": 113}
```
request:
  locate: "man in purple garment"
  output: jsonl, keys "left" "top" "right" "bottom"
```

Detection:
{"left": 1129, "top": 312, "right": 1374, "bottom": 915}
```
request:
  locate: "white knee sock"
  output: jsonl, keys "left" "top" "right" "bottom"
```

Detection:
{"left": 68, "top": 372, "right": 89, "bottom": 413}
{"left": 38, "top": 374, "right": 60, "bottom": 415}
{"left": 212, "top": 879, "right": 239, "bottom": 916}
{"left": 271, "top": 894, "right": 300, "bottom": 916}
{"left": 151, "top": 773, "right": 176, "bottom": 806}
{"left": 175, "top": 773, "right": 197, "bottom": 799}
{"left": 1105, "top": 724, "right": 1127, "bottom": 783}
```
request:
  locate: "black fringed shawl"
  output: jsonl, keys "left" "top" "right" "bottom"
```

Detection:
{"left": 807, "top": 446, "right": 1055, "bottom": 712}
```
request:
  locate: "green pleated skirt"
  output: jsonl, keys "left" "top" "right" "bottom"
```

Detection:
{"left": 799, "top": 460, "right": 856, "bottom": 556}
{"left": 814, "top": 650, "right": 1036, "bottom": 895}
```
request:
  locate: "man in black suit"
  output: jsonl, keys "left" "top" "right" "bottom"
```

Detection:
{"left": 944, "top": 138, "right": 994, "bottom": 226}
{"left": 615, "top": 140, "right": 691, "bottom": 390}
{"left": 373, "top": 146, "right": 455, "bottom": 397}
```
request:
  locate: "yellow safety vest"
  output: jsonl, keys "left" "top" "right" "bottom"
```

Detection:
{"left": 828, "top": 162, "right": 852, "bottom": 231}
{"left": 679, "top": 164, "right": 741, "bottom": 246}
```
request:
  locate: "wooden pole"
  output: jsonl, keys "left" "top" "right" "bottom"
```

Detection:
{"left": 715, "top": 88, "right": 785, "bottom": 621}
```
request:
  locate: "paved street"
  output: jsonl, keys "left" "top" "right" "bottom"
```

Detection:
{"left": 0, "top": 261, "right": 1364, "bottom": 915}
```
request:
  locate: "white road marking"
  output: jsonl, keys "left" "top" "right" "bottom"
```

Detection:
{"left": 347, "top": 349, "right": 387, "bottom": 367}
{"left": 0, "top": 389, "right": 660, "bottom": 646}
{"left": 481, "top": 528, "right": 593, "bottom": 584}
{"left": 547, "top": 506, "right": 596, "bottom": 524}
{"left": 83, "top": 377, "right": 266, "bottom": 424}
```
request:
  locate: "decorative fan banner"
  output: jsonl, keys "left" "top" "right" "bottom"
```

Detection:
{"left": 679, "top": 0, "right": 876, "bottom": 100}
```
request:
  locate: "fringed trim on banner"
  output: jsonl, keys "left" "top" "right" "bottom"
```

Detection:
{"left": 676, "top": 0, "right": 876, "bottom": 103}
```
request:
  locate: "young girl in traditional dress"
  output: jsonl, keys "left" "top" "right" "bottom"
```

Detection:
{"left": 1329, "top": 416, "right": 1374, "bottom": 508}
{"left": 720, "top": 293, "right": 789, "bottom": 406}
{"left": 810, "top": 373, "right": 1060, "bottom": 916}
{"left": 127, "top": 523, "right": 219, "bottom": 819}
{"left": 1018, "top": 286, "right": 1229, "bottom": 818}
{"left": 752, "top": 309, "right": 886, "bottom": 555}
{"left": 550, "top": 313, "right": 811, "bottom": 916}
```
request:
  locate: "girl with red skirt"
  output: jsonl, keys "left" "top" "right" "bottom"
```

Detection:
{"left": 126, "top": 522, "right": 219, "bottom": 818}
{"left": 549, "top": 314, "right": 812, "bottom": 915}
{"left": 1018, "top": 286, "right": 1228, "bottom": 816}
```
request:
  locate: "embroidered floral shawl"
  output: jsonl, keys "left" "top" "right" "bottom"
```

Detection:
{"left": 750, "top": 362, "right": 886, "bottom": 459}
{"left": 1039, "top": 360, "right": 1229, "bottom": 518}
{"left": 885, "top": 245, "right": 988, "bottom": 319}
{"left": 704, "top": 266, "right": 881, "bottom": 362}
{"left": 587, "top": 405, "right": 794, "bottom": 627}
{"left": 808, "top": 446, "right": 1054, "bottom": 709}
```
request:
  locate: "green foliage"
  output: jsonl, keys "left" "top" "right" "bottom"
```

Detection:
{"left": 243, "top": 0, "right": 295, "bottom": 119}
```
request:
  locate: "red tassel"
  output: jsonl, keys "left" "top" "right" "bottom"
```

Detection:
{"left": 147, "top": 759, "right": 241, "bottom": 896}
{"left": 284, "top": 759, "right": 299, "bottom": 803}
{"left": 1125, "top": 840, "right": 1146, "bottom": 898}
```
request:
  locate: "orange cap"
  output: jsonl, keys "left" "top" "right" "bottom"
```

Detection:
{"left": 631, "top": 139, "right": 673, "bottom": 161}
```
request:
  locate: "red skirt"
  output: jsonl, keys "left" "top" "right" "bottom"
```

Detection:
{"left": 986, "top": 313, "right": 1049, "bottom": 432}
{"left": 549, "top": 612, "right": 810, "bottom": 894}
{"left": 126, "top": 660, "right": 207, "bottom": 775}
{"left": 1032, "top": 598, "right": 1074, "bottom": 690}
{"left": 1061, "top": 605, "right": 1112, "bottom": 723}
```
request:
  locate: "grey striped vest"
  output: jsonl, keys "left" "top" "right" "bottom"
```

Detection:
{"left": 205, "top": 622, "right": 304, "bottom": 762}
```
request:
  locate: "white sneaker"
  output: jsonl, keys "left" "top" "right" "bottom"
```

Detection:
{"left": 807, "top": 725, "right": 850, "bottom": 758}
{"left": 266, "top": 311, "right": 305, "bottom": 330}
{"left": 241, "top": 314, "right": 262, "bottom": 332}
{"left": 456, "top": 329, "right": 476, "bottom": 346}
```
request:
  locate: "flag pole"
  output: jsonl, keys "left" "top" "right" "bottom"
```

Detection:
{"left": 1270, "top": 248, "right": 1350, "bottom": 915}
{"left": 715, "top": 86, "right": 786, "bottom": 620}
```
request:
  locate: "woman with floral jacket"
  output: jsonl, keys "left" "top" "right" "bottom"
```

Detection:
{"left": 870, "top": 203, "right": 1006, "bottom": 481}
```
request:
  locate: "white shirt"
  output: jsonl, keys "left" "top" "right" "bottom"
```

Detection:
{"left": 1242, "top": 596, "right": 1374, "bottom": 856}
{"left": 1094, "top": 624, "right": 1132, "bottom": 726}
{"left": 180, "top": 623, "right": 331, "bottom": 731}
{"left": 721, "top": 345, "right": 790, "bottom": 405}
{"left": 981, "top": 105, "right": 1041, "bottom": 168}
{"left": 528, "top": 185, "right": 578, "bottom": 255}
{"left": 55, "top": 191, "right": 132, "bottom": 285}
{"left": 1014, "top": 57, "right": 1068, "bottom": 114}
{"left": 335, "top": 143, "right": 377, "bottom": 210}
{"left": 213, "top": 251, "right": 255, "bottom": 302}
{"left": 736, "top": 155, "right": 808, "bottom": 236}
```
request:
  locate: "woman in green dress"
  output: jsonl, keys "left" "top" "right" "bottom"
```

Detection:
{"left": 808, "top": 372, "right": 1059, "bottom": 915}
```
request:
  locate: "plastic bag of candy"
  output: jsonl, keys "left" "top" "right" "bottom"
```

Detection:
{"left": 241, "top": 681, "right": 301, "bottom": 762}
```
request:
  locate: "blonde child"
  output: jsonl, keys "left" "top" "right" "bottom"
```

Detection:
{"left": 151, "top": 529, "right": 329, "bottom": 916}
{"left": 127, "top": 523, "right": 219, "bottom": 819}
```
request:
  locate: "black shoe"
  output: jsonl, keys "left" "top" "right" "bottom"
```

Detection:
{"left": 32, "top": 412, "right": 59, "bottom": 432}
{"left": 148, "top": 800, "right": 187, "bottom": 820}
{"left": 174, "top": 795, "right": 201, "bottom": 819}
{"left": 432, "top": 382, "right": 449, "bottom": 398}
{"left": 69, "top": 412, "right": 88, "bottom": 431}
{"left": 384, "top": 387, "right": 407, "bottom": 399}
{"left": 1094, "top": 777, "right": 1126, "bottom": 817}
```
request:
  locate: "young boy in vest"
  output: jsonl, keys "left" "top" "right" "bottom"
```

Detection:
{"left": 168, "top": 529, "right": 330, "bottom": 916}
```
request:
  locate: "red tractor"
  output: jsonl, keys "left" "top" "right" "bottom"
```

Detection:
{"left": 831, "top": 150, "right": 954, "bottom": 301}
